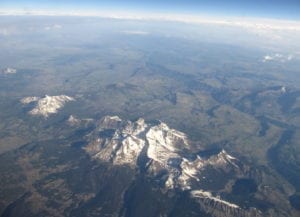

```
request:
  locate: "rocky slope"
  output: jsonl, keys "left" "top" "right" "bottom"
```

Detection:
{"left": 84, "top": 116, "right": 261, "bottom": 217}
{"left": 0, "top": 114, "right": 295, "bottom": 217}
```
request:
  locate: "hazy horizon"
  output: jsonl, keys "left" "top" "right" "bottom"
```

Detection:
{"left": 1, "top": 0, "right": 300, "bottom": 21}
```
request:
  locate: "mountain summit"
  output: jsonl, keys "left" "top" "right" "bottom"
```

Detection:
{"left": 85, "top": 116, "right": 239, "bottom": 190}
{"left": 83, "top": 116, "right": 260, "bottom": 216}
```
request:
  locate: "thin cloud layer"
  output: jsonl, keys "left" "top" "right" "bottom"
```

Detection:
{"left": 121, "top": 30, "right": 149, "bottom": 35}
{"left": 0, "top": 28, "right": 9, "bottom": 36}
{"left": 1, "top": 9, "right": 300, "bottom": 32}
{"left": 44, "top": 24, "right": 62, "bottom": 30}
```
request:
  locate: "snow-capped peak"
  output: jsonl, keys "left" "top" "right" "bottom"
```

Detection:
{"left": 85, "top": 116, "right": 240, "bottom": 191}
{"left": 21, "top": 95, "right": 75, "bottom": 117}
{"left": 82, "top": 116, "right": 244, "bottom": 212}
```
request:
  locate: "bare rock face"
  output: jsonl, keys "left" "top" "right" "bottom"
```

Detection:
{"left": 84, "top": 116, "right": 261, "bottom": 217}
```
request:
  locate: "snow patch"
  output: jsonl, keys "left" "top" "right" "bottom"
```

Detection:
{"left": 280, "top": 86, "right": 286, "bottom": 93}
{"left": 109, "top": 116, "right": 122, "bottom": 121}
{"left": 191, "top": 190, "right": 240, "bottom": 209}
{"left": 67, "top": 115, "right": 81, "bottom": 126}
{"left": 20, "top": 96, "right": 40, "bottom": 104}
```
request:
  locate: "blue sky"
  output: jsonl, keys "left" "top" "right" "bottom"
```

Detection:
{"left": 1, "top": 0, "right": 300, "bottom": 20}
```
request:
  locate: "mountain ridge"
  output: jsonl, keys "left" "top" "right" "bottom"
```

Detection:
{"left": 83, "top": 115, "right": 259, "bottom": 216}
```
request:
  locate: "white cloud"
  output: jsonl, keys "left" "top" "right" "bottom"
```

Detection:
{"left": 121, "top": 30, "right": 149, "bottom": 35}
{"left": 0, "top": 28, "right": 9, "bottom": 36}
{"left": 1, "top": 9, "right": 300, "bottom": 49}
{"left": 262, "top": 53, "right": 294, "bottom": 62}
{"left": 44, "top": 24, "right": 62, "bottom": 31}
{"left": 1, "top": 67, "right": 17, "bottom": 74}
{"left": 287, "top": 55, "right": 294, "bottom": 61}
{"left": 263, "top": 55, "right": 273, "bottom": 62}
{"left": 0, "top": 27, "right": 16, "bottom": 36}
{"left": 1, "top": 9, "right": 300, "bottom": 32}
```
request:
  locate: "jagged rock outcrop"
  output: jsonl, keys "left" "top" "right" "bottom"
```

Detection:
{"left": 85, "top": 116, "right": 240, "bottom": 189}
{"left": 83, "top": 116, "right": 262, "bottom": 216}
